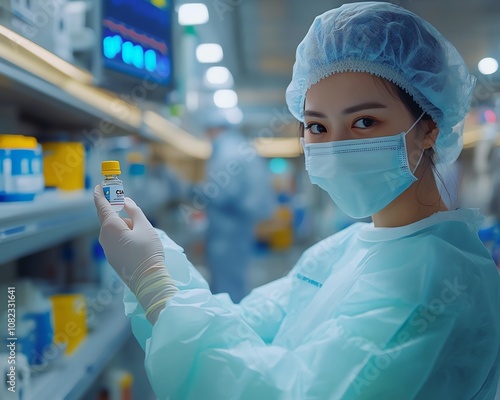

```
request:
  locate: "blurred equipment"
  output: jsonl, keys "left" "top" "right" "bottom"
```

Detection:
{"left": 488, "top": 100, "right": 500, "bottom": 220}
{"left": 53, "top": 1, "right": 95, "bottom": 61}
{"left": 96, "top": 0, "right": 174, "bottom": 100}
{"left": 102, "top": 368, "right": 134, "bottom": 400}
{"left": 490, "top": 146, "right": 500, "bottom": 218}
{"left": 478, "top": 222, "right": 500, "bottom": 269}
{"left": 269, "top": 193, "right": 294, "bottom": 251}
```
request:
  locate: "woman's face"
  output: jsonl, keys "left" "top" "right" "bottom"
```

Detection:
{"left": 304, "top": 72, "right": 426, "bottom": 170}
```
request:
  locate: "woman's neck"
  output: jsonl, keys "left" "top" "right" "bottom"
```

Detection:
{"left": 371, "top": 158, "right": 449, "bottom": 228}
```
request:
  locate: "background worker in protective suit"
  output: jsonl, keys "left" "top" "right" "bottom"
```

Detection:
{"left": 93, "top": 3, "right": 500, "bottom": 399}
{"left": 198, "top": 114, "right": 275, "bottom": 302}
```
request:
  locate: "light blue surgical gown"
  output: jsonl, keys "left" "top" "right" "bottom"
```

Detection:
{"left": 124, "top": 208, "right": 500, "bottom": 399}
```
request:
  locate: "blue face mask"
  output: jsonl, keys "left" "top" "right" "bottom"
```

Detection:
{"left": 301, "top": 112, "right": 425, "bottom": 219}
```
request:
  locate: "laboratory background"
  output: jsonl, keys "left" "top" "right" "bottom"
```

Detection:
{"left": 0, "top": 0, "right": 498, "bottom": 399}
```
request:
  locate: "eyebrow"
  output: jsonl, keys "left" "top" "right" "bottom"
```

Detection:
{"left": 304, "top": 102, "right": 388, "bottom": 118}
{"left": 303, "top": 110, "right": 327, "bottom": 118}
{"left": 342, "top": 102, "right": 387, "bottom": 114}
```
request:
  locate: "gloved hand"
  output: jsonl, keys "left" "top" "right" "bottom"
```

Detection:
{"left": 94, "top": 184, "right": 178, "bottom": 324}
{"left": 93, "top": 184, "right": 164, "bottom": 286}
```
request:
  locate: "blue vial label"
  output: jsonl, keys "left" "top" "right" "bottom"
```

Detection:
{"left": 103, "top": 184, "right": 125, "bottom": 205}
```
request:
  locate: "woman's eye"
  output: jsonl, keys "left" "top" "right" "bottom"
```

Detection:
{"left": 353, "top": 118, "right": 376, "bottom": 129}
{"left": 305, "top": 123, "right": 327, "bottom": 134}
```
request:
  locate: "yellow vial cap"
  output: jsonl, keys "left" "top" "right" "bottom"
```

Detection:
{"left": 101, "top": 160, "right": 121, "bottom": 175}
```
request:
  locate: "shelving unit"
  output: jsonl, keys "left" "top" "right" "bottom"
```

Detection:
{"left": 27, "top": 298, "right": 130, "bottom": 400}
{"left": 0, "top": 58, "right": 140, "bottom": 135}
{"left": 0, "top": 190, "right": 96, "bottom": 265}
{"left": 0, "top": 25, "right": 213, "bottom": 159}
{"left": 0, "top": 24, "right": 181, "bottom": 398}
{"left": 0, "top": 179, "right": 170, "bottom": 265}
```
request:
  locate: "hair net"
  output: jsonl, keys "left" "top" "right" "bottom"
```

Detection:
{"left": 286, "top": 1, "right": 476, "bottom": 164}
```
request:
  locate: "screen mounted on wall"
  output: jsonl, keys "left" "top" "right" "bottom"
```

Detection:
{"left": 101, "top": 0, "right": 173, "bottom": 87}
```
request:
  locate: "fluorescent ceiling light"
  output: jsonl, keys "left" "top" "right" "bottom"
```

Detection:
{"left": 478, "top": 57, "right": 498, "bottom": 75}
{"left": 178, "top": 3, "right": 209, "bottom": 26}
{"left": 214, "top": 90, "right": 238, "bottom": 108}
{"left": 226, "top": 107, "right": 243, "bottom": 124}
{"left": 205, "top": 66, "right": 232, "bottom": 85}
{"left": 196, "top": 44, "right": 223, "bottom": 63}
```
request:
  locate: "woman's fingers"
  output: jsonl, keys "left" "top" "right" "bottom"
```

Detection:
{"left": 124, "top": 197, "right": 151, "bottom": 231}
{"left": 123, "top": 218, "right": 134, "bottom": 230}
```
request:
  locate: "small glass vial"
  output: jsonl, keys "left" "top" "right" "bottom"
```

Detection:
{"left": 101, "top": 160, "right": 125, "bottom": 212}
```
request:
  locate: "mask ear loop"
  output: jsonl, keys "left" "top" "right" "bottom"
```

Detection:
{"left": 406, "top": 111, "right": 426, "bottom": 135}
{"left": 404, "top": 111, "right": 426, "bottom": 174}
{"left": 412, "top": 144, "right": 425, "bottom": 174}
{"left": 299, "top": 137, "right": 306, "bottom": 153}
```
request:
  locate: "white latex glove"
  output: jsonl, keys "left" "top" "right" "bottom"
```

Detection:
{"left": 94, "top": 184, "right": 177, "bottom": 323}
{"left": 93, "top": 184, "right": 164, "bottom": 285}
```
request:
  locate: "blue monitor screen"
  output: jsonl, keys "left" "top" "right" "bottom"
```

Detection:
{"left": 102, "top": 0, "right": 172, "bottom": 86}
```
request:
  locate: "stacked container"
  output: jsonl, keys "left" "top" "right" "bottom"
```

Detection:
{"left": 0, "top": 135, "right": 44, "bottom": 201}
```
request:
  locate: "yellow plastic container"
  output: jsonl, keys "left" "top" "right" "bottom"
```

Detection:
{"left": 50, "top": 294, "right": 87, "bottom": 355}
{"left": 42, "top": 142, "right": 85, "bottom": 190}
{"left": 270, "top": 205, "right": 294, "bottom": 250}
{"left": 0, "top": 134, "right": 38, "bottom": 149}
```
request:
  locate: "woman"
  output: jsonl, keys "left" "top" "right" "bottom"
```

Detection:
{"left": 94, "top": 2, "right": 500, "bottom": 399}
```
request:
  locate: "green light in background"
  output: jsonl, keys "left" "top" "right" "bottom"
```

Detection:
{"left": 270, "top": 158, "right": 288, "bottom": 174}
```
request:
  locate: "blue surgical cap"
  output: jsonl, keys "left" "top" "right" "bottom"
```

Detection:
{"left": 286, "top": 2, "right": 476, "bottom": 164}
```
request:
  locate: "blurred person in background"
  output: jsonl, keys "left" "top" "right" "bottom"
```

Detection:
{"left": 198, "top": 112, "right": 276, "bottom": 302}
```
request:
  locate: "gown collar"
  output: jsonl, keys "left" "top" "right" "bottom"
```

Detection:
{"left": 357, "top": 208, "right": 484, "bottom": 242}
